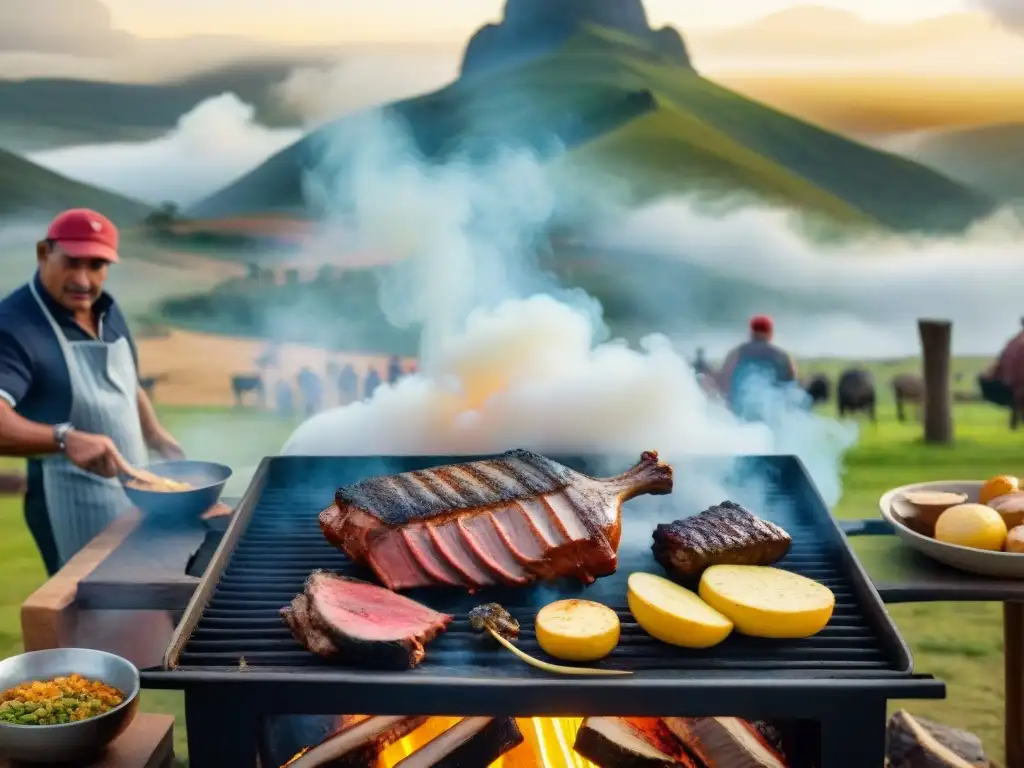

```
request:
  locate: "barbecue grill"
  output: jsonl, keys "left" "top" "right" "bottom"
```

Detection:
{"left": 141, "top": 453, "right": 944, "bottom": 767}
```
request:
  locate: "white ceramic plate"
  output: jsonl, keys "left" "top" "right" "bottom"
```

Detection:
{"left": 878, "top": 480, "right": 1024, "bottom": 579}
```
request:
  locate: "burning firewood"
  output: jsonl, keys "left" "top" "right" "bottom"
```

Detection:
{"left": 392, "top": 717, "right": 524, "bottom": 767}
{"left": 885, "top": 710, "right": 989, "bottom": 768}
{"left": 663, "top": 717, "right": 788, "bottom": 767}
{"left": 281, "top": 716, "right": 428, "bottom": 768}
{"left": 574, "top": 717, "right": 698, "bottom": 767}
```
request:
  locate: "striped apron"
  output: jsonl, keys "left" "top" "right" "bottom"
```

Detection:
{"left": 29, "top": 281, "right": 148, "bottom": 568}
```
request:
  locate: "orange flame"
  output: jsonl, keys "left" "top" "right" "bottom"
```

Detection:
{"left": 376, "top": 717, "right": 596, "bottom": 768}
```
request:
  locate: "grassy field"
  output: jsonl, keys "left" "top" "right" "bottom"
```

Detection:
{"left": 0, "top": 371, "right": 1017, "bottom": 764}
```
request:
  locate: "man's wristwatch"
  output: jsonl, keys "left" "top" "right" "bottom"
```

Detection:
{"left": 53, "top": 422, "right": 74, "bottom": 453}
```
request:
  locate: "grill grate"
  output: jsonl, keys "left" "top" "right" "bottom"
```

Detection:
{"left": 165, "top": 455, "right": 912, "bottom": 679}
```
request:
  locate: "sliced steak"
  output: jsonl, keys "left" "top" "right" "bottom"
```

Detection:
{"left": 280, "top": 571, "right": 452, "bottom": 668}
{"left": 652, "top": 500, "right": 792, "bottom": 579}
{"left": 320, "top": 450, "right": 673, "bottom": 591}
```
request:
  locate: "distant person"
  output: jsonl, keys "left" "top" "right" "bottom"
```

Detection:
{"left": 387, "top": 355, "right": 403, "bottom": 384}
{"left": 716, "top": 315, "right": 798, "bottom": 419}
{"left": 255, "top": 341, "right": 280, "bottom": 370}
{"left": 981, "top": 318, "right": 1024, "bottom": 428}
{"left": 337, "top": 363, "right": 358, "bottom": 405}
{"left": 364, "top": 367, "right": 382, "bottom": 400}
{"left": 406, "top": 362, "right": 418, "bottom": 376}
{"left": 275, "top": 380, "right": 294, "bottom": 416}
{"left": 296, "top": 367, "right": 324, "bottom": 416}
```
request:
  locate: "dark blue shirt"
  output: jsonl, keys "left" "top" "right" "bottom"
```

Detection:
{"left": 0, "top": 274, "right": 138, "bottom": 567}
{"left": 0, "top": 273, "right": 137, "bottom": 420}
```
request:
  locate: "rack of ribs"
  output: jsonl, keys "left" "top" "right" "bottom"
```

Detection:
{"left": 319, "top": 449, "right": 674, "bottom": 591}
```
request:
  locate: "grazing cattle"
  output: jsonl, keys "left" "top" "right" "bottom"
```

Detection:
{"left": 803, "top": 374, "right": 830, "bottom": 406}
{"left": 232, "top": 373, "right": 265, "bottom": 407}
{"left": 837, "top": 368, "right": 876, "bottom": 421}
{"left": 891, "top": 373, "right": 924, "bottom": 423}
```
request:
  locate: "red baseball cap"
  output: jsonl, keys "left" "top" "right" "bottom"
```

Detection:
{"left": 45, "top": 209, "right": 120, "bottom": 263}
{"left": 750, "top": 314, "right": 774, "bottom": 334}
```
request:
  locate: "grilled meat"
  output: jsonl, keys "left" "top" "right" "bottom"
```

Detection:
{"left": 664, "top": 717, "right": 789, "bottom": 767}
{"left": 393, "top": 717, "right": 524, "bottom": 768}
{"left": 280, "top": 571, "right": 452, "bottom": 668}
{"left": 652, "top": 501, "right": 791, "bottom": 579}
{"left": 320, "top": 450, "right": 673, "bottom": 591}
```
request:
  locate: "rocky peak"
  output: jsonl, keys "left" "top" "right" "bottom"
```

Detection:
{"left": 461, "top": 0, "right": 692, "bottom": 78}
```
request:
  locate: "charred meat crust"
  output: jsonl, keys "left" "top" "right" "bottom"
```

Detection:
{"left": 333, "top": 449, "right": 673, "bottom": 526}
{"left": 651, "top": 500, "right": 792, "bottom": 579}
{"left": 320, "top": 451, "right": 673, "bottom": 591}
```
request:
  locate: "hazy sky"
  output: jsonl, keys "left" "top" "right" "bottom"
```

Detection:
{"left": 107, "top": 0, "right": 975, "bottom": 42}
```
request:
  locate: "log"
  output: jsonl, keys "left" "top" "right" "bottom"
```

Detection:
{"left": 919, "top": 320, "right": 953, "bottom": 444}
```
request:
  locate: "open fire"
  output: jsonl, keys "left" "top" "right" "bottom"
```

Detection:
{"left": 377, "top": 717, "right": 594, "bottom": 768}
{"left": 285, "top": 714, "right": 803, "bottom": 767}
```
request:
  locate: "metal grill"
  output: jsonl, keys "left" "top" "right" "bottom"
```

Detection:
{"left": 142, "top": 454, "right": 944, "bottom": 768}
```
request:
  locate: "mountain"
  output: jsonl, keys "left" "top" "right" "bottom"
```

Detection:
{"left": 0, "top": 58, "right": 315, "bottom": 151}
{"left": 193, "top": 25, "right": 994, "bottom": 233}
{"left": 462, "top": 0, "right": 690, "bottom": 78}
{"left": 0, "top": 148, "right": 150, "bottom": 221}
{"left": 904, "top": 123, "right": 1024, "bottom": 202}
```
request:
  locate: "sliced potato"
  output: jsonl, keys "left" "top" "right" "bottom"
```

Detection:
{"left": 699, "top": 565, "right": 835, "bottom": 639}
{"left": 627, "top": 572, "right": 733, "bottom": 649}
{"left": 535, "top": 599, "right": 621, "bottom": 662}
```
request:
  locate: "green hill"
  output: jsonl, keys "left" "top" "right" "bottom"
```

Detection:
{"left": 905, "top": 123, "right": 1024, "bottom": 203}
{"left": 193, "top": 26, "right": 993, "bottom": 233}
{"left": 0, "top": 59, "right": 311, "bottom": 151}
{"left": 0, "top": 148, "right": 150, "bottom": 222}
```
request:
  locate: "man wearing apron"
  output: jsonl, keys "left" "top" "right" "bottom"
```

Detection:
{"left": 0, "top": 209, "right": 184, "bottom": 575}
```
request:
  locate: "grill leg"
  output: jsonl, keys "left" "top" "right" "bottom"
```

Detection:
{"left": 186, "top": 689, "right": 259, "bottom": 768}
{"left": 820, "top": 702, "right": 887, "bottom": 767}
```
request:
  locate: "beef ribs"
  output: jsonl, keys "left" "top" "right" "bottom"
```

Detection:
{"left": 320, "top": 449, "right": 673, "bottom": 591}
{"left": 281, "top": 571, "right": 452, "bottom": 668}
{"left": 652, "top": 501, "right": 791, "bottom": 579}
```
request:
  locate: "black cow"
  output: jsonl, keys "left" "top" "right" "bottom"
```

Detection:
{"left": 803, "top": 374, "right": 830, "bottom": 406}
{"left": 232, "top": 373, "right": 265, "bottom": 407}
{"left": 837, "top": 368, "right": 876, "bottom": 421}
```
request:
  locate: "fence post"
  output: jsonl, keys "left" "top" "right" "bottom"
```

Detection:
{"left": 919, "top": 319, "right": 953, "bottom": 444}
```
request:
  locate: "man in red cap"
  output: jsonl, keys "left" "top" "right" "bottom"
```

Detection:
{"left": 715, "top": 314, "right": 799, "bottom": 416}
{"left": 0, "top": 209, "right": 184, "bottom": 575}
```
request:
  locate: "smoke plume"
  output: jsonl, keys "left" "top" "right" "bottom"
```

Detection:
{"left": 282, "top": 113, "right": 857, "bottom": 509}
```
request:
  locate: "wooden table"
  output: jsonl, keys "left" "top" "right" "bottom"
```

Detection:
{"left": 0, "top": 714, "right": 175, "bottom": 768}
{"left": 842, "top": 519, "right": 1024, "bottom": 768}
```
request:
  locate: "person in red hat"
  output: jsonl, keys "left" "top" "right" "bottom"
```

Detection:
{"left": 0, "top": 209, "right": 184, "bottom": 575}
{"left": 715, "top": 314, "right": 799, "bottom": 416}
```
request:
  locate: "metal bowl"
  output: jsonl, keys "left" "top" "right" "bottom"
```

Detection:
{"left": 0, "top": 648, "right": 139, "bottom": 763}
{"left": 879, "top": 480, "right": 1024, "bottom": 579}
{"left": 122, "top": 459, "right": 232, "bottom": 524}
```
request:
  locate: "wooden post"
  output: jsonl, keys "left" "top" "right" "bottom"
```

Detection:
{"left": 918, "top": 319, "right": 953, "bottom": 444}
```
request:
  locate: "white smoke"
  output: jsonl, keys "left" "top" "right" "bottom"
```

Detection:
{"left": 27, "top": 94, "right": 302, "bottom": 207}
{"left": 596, "top": 202, "right": 1024, "bottom": 359}
{"left": 283, "top": 113, "right": 857, "bottom": 509}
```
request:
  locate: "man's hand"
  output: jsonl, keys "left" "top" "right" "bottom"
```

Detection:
{"left": 148, "top": 431, "right": 185, "bottom": 460}
{"left": 63, "top": 430, "right": 128, "bottom": 478}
